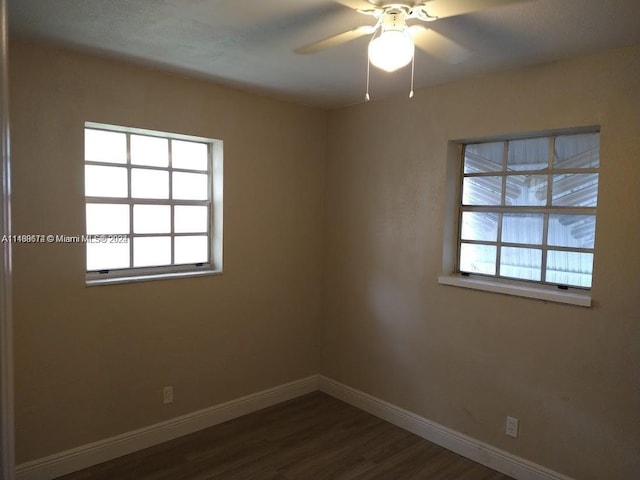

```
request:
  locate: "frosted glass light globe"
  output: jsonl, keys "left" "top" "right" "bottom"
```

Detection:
{"left": 368, "top": 29, "right": 415, "bottom": 72}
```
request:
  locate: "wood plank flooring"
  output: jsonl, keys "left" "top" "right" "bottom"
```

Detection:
{"left": 57, "top": 392, "right": 515, "bottom": 480}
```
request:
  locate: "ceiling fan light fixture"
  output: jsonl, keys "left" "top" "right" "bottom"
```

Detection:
{"left": 368, "top": 28, "right": 415, "bottom": 73}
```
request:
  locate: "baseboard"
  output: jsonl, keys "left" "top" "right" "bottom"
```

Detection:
{"left": 318, "top": 376, "right": 575, "bottom": 480}
{"left": 16, "top": 375, "right": 320, "bottom": 480}
{"left": 16, "top": 374, "right": 575, "bottom": 480}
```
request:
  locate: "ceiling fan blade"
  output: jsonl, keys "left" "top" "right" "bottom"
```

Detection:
{"left": 419, "top": 0, "right": 532, "bottom": 19}
{"left": 409, "top": 24, "right": 472, "bottom": 64}
{"left": 333, "top": 0, "right": 377, "bottom": 11}
{"left": 295, "top": 26, "right": 375, "bottom": 54}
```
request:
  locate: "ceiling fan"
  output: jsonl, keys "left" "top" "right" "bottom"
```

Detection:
{"left": 296, "top": 0, "right": 531, "bottom": 73}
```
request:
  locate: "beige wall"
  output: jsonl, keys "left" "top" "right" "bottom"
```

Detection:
{"left": 10, "top": 37, "right": 640, "bottom": 480}
{"left": 9, "top": 40, "right": 326, "bottom": 463}
{"left": 323, "top": 46, "right": 640, "bottom": 480}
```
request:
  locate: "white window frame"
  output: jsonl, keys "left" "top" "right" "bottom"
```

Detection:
{"left": 84, "top": 122, "right": 223, "bottom": 285}
{"left": 439, "top": 127, "right": 599, "bottom": 307}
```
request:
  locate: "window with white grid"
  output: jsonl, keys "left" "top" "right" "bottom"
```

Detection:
{"left": 458, "top": 131, "right": 599, "bottom": 289}
{"left": 84, "top": 123, "right": 223, "bottom": 284}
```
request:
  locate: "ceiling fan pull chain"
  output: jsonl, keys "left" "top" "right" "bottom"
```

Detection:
{"left": 365, "top": 28, "right": 380, "bottom": 102}
{"left": 365, "top": 57, "right": 371, "bottom": 101}
{"left": 409, "top": 52, "right": 415, "bottom": 98}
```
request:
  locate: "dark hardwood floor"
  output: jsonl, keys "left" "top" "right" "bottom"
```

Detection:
{"left": 57, "top": 392, "right": 515, "bottom": 480}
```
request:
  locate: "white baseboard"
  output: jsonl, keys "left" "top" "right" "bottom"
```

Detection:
{"left": 16, "top": 374, "right": 574, "bottom": 480}
{"left": 318, "top": 376, "right": 575, "bottom": 480}
{"left": 16, "top": 375, "right": 320, "bottom": 480}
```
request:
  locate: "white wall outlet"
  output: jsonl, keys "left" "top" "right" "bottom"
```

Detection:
{"left": 163, "top": 385, "right": 173, "bottom": 404}
{"left": 506, "top": 416, "right": 519, "bottom": 438}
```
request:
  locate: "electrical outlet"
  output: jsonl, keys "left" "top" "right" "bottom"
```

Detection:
{"left": 506, "top": 416, "right": 519, "bottom": 438}
{"left": 163, "top": 385, "right": 173, "bottom": 404}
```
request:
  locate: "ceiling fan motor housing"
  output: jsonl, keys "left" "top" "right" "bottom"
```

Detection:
{"left": 381, "top": 9, "right": 409, "bottom": 32}
{"left": 375, "top": 2, "right": 438, "bottom": 23}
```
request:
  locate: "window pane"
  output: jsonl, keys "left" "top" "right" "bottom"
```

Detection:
{"left": 133, "top": 205, "right": 170, "bottom": 234}
{"left": 85, "top": 129, "right": 126, "bottom": 164}
{"left": 461, "top": 212, "right": 498, "bottom": 242}
{"left": 505, "top": 175, "right": 547, "bottom": 206}
{"left": 552, "top": 173, "right": 598, "bottom": 207}
{"left": 175, "top": 236, "right": 208, "bottom": 264}
{"left": 131, "top": 135, "right": 169, "bottom": 167}
{"left": 464, "top": 142, "right": 503, "bottom": 174}
{"left": 173, "top": 172, "right": 208, "bottom": 200}
{"left": 501, "top": 214, "right": 544, "bottom": 245}
{"left": 175, "top": 206, "right": 208, "bottom": 233}
{"left": 131, "top": 169, "right": 169, "bottom": 199}
{"left": 86, "top": 204, "right": 130, "bottom": 234}
{"left": 507, "top": 137, "right": 549, "bottom": 171}
{"left": 460, "top": 243, "right": 496, "bottom": 275}
{"left": 462, "top": 176, "right": 502, "bottom": 205}
{"left": 548, "top": 215, "right": 596, "bottom": 249}
{"left": 85, "top": 165, "right": 128, "bottom": 198}
{"left": 554, "top": 133, "right": 599, "bottom": 169}
{"left": 546, "top": 250, "right": 593, "bottom": 288}
{"left": 87, "top": 241, "right": 130, "bottom": 271}
{"left": 133, "top": 236, "right": 171, "bottom": 267}
{"left": 499, "top": 246, "right": 542, "bottom": 281}
{"left": 172, "top": 140, "right": 208, "bottom": 171}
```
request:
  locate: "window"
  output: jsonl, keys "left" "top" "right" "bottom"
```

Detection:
{"left": 444, "top": 129, "right": 599, "bottom": 304}
{"left": 84, "top": 122, "right": 223, "bottom": 284}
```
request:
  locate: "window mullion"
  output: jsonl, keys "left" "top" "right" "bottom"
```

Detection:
{"left": 169, "top": 139, "right": 175, "bottom": 266}
{"left": 495, "top": 212, "right": 503, "bottom": 278}
{"left": 207, "top": 143, "right": 213, "bottom": 263}
{"left": 495, "top": 141, "right": 508, "bottom": 277}
{"left": 127, "top": 133, "right": 134, "bottom": 269}
{"left": 85, "top": 197, "right": 130, "bottom": 204}
{"left": 540, "top": 136, "right": 555, "bottom": 283}
{"left": 457, "top": 145, "right": 467, "bottom": 273}
{"left": 463, "top": 205, "right": 595, "bottom": 215}
{"left": 464, "top": 167, "right": 598, "bottom": 177}
{"left": 541, "top": 216, "right": 550, "bottom": 282}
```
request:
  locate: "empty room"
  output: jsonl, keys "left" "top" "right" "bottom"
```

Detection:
{"left": 1, "top": 1, "right": 639, "bottom": 479}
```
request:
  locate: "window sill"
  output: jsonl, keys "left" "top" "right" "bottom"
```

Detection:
{"left": 437, "top": 274, "right": 591, "bottom": 307}
{"left": 86, "top": 268, "right": 221, "bottom": 286}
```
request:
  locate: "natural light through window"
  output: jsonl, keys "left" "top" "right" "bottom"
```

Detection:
{"left": 457, "top": 131, "right": 599, "bottom": 289}
{"left": 84, "top": 122, "right": 223, "bottom": 283}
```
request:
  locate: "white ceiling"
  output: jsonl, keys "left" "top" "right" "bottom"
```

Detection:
{"left": 8, "top": 0, "right": 640, "bottom": 108}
